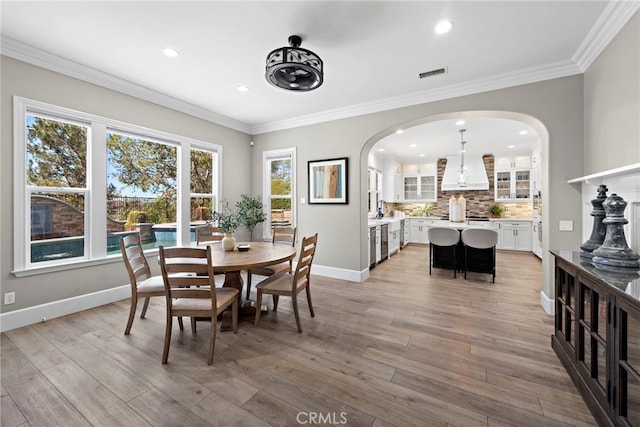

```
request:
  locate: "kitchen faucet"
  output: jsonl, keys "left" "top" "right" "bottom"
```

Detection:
{"left": 377, "top": 200, "right": 385, "bottom": 219}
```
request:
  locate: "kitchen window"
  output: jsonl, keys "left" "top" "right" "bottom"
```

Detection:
{"left": 368, "top": 167, "right": 382, "bottom": 213}
{"left": 263, "top": 147, "right": 296, "bottom": 240}
{"left": 13, "top": 97, "right": 221, "bottom": 275}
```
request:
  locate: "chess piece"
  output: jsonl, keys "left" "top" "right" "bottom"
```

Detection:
{"left": 580, "top": 184, "right": 608, "bottom": 259}
{"left": 592, "top": 193, "right": 640, "bottom": 269}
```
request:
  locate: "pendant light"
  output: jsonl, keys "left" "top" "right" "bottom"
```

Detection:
{"left": 456, "top": 129, "right": 468, "bottom": 186}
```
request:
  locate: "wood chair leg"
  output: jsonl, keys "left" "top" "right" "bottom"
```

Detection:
{"left": 305, "top": 286, "right": 315, "bottom": 317}
{"left": 232, "top": 300, "right": 238, "bottom": 333}
{"left": 246, "top": 271, "right": 253, "bottom": 300}
{"left": 207, "top": 315, "right": 217, "bottom": 365}
{"left": 292, "top": 295, "right": 302, "bottom": 333}
{"left": 273, "top": 295, "right": 279, "bottom": 311}
{"left": 140, "top": 297, "right": 151, "bottom": 318}
{"left": 162, "top": 316, "right": 173, "bottom": 364}
{"left": 254, "top": 291, "right": 263, "bottom": 326}
{"left": 178, "top": 316, "right": 184, "bottom": 331}
{"left": 190, "top": 317, "right": 197, "bottom": 334}
{"left": 124, "top": 294, "right": 137, "bottom": 335}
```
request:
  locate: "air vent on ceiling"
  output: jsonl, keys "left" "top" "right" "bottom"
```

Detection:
{"left": 419, "top": 67, "right": 447, "bottom": 79}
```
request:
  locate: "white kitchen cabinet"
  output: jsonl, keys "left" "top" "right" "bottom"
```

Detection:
{"left": 532, "top": 220, "right": 542, "bottom": 258}
{"left": 402, "top": 163, "right": 437, "bottom": 202}
{"left": 494, "top": 155, "right": 531, "bottom": 201}
{"left": 383, "top": 160, "right": 403, "bottom": 202}
{"left": 388, "top": 221, "right": 400, "bottom": 255}
{"left": 531, "top": 144, "right": 542, "bottom": 192}
{"left": 495, "top": 221, "right": 532, "bottom": 251}
{"left": 410, "top": 218, "right": 435, "bottom": 244}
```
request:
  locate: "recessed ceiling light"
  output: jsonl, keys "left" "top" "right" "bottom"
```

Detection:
{"left": 508, "top": 145, "right": 516, "bottom": 149}
{"left": 435, "top": 20, "right": 453, "bottom": 35}
{"left": 456, "top": 120, "right": 465, "bottom": 126}
{"left": 410, "top": 144, "right": 417, "bottom": 148}
{"left": 519, "top": 130, "right": 529, "bottom": 135}
{"left": 395, "top": 129, "right": 404, "bottom": 134}
{"left": 237, "top": 85, "right": 249, "bottom": 92}
{"left": 419, "top": 154, "right": 425, "bottom": 157}
{"left": 162, "top": 48, "right": 179, "bottom": 58}
{"left": 378, "top": 148, "right": 385, "bottom": 152}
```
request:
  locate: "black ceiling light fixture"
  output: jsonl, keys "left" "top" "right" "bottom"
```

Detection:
{"left": 266, "top": 35, "right": 323, "bottom": 91}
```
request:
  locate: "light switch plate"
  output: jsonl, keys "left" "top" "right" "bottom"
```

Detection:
{"left": 300, "top": 197, "right": 306, "bottom": 204}
{"left": 559, "top": 220, "right": 573, "bottom": 231}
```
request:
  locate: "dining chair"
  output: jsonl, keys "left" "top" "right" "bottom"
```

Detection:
{"left": 245, "top": 226, "right": 296, "bottom": 300}
{"left": 427, "top": 227, "right": 461, "bottom": 278}
{"left": 120, "top": 233, "right": 188, "bottom": 335}
{"left": 254, "top": 233, "right": 317, "bottom": 333}
{"left": 461, "top": 228, "right": 499, "bottom": 283}
{"left": 158, "top": 246, "right": 238, "bottom": 365}
{"left": 196, "top": 225, "right": 224, "bottom": 245}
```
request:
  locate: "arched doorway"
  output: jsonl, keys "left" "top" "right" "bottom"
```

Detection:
{"left": 360, "top": 110, "right": 552, "bottom": 311}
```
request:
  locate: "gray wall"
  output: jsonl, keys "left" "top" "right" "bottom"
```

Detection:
{"left": 253, "top": 76, "right": 586, "bottom": 301}
{"left": 1, "top": 57, "right": 251, "bottom": 313}
{"left": 4, "top": 10, "right": 638, "bottom": 317}
{"left": 584, "top": 11, "right": 640, "bottom": 172}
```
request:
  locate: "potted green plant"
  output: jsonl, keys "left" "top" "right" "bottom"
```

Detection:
{"left": 236, "top": 194, "right": 267, "bottom": 241}
{"left": 211, "top": 201, "right": 240, "bottom": 250}
{"left": 419, "top": 203, "right": 435, "bottom": 217}
{"left": 489, "top": 204, "right": 504, "bottom": 218}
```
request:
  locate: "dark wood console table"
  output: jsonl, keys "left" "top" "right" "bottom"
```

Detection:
{"left": 551, "top": 250, "right": 640, "bottom": 426}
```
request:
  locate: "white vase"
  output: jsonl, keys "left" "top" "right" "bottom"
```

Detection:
{"left": 222, "top": 233, "right": 236, "bottom": 251}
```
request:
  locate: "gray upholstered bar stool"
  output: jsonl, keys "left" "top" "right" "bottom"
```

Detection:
{"left": 460, "top": 228, "right": 499, "bottom": 283}
{"left": 427, "top": 227, "right": 461, "bottom": 278}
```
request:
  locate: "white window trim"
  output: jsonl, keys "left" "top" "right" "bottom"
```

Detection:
{"left": 13, "top": 96, "right": 222, "bottom": 276}
{"left": 262, "top": 147, "right": 296, "bottom": 241}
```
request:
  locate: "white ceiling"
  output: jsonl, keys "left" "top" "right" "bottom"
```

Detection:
{"left": 1, "top": 0, "right": 635, "bottom": 155}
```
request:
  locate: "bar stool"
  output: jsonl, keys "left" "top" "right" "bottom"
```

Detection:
{"left": 461, "top": 228, "right": 499, "bottom": 283}
{"left": 427, "top": 227, "right": 461, "bottom": 278}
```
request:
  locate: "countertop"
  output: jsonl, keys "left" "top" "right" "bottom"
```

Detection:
{"left": 367, "top": 216, "right": 535, "bottom": 228}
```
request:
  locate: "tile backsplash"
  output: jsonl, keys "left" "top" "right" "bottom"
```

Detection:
{"left": 388, "top": 155, "right": 534, "bottom": 218}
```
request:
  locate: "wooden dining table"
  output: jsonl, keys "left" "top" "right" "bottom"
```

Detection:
{"left": 196, "top": 241, "right": 297, "bottom": 328}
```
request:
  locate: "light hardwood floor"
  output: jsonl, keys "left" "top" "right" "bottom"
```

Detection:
{"left": 1, "top": 245, "right": 595, "bottom": 427}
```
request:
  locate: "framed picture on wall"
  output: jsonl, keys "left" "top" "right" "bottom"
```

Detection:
{"left": 308, "top": 157, "right": 348, "bottom": 204}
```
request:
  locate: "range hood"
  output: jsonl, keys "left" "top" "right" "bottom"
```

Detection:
{"left": 441, "top": 154, "right": 490, "bottom": 191}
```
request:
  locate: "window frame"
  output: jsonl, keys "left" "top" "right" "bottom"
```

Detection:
{"left": 262, "top": 147, "right": 296, "bottom": 241}
{"left": 13, "top": 96, "right": 222, "bottom": 276}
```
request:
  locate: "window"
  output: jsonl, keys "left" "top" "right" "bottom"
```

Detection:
{"left": 263, "top": 148, "right": 296, "bottom": 240}
{"left": 189, "top": 148, "right": 217, "bottom": 224}
{"left": 106, "top": 131, "right": 178, "bottom": 252}
{"left": 13, "top": 97, "right": 221, "bottom": 274}
{"left": 368, "top": 167, "right": 382, "bottom": 214}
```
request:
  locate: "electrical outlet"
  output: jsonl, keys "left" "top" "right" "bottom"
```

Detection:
{"left": 4, "top": 292, "right": 16, "bottom": 305}
{"left": 559, "top": 220, "right": 574, "bottom": 231}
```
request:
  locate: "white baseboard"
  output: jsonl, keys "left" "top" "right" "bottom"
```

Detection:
{"left": 311, "top": 264, "right": 366, "bottom": 283}
{"left": 0, "top": 264, "right": 368, "bottom": 332}
{"left": 540, "top": 290, "right": 555, "bottom": 315}
{"left": 0, "top": 285, "right": 130, "bottom": 332}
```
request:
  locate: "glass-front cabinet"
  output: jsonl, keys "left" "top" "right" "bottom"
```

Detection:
{"left": 494, "top": 155, "right": 531, "bottom": 201}
{"left": 552, "top": 250, "right": 640, "bottom": 426}
{"left": 402, "top": 163, "right": 437, "bottom": 202}
{"left": 614, "top": 297, "right": 640, "bottom": 425}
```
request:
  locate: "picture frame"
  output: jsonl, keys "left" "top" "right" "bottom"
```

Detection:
{"left": 308, "top": 157, "right": 348, "bottom": 204}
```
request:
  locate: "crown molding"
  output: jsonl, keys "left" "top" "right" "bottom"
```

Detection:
{"left": 250, "top": 60, "right": 582, "bottom": 135}
{"left": 0, "top": 37, "right": 251, "bottom": 134}
{"left": 3, "top": 0, "right": 634, "bottom": 138}
{"left": 573, "top": 0, "right": 640, "bottom": 72}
